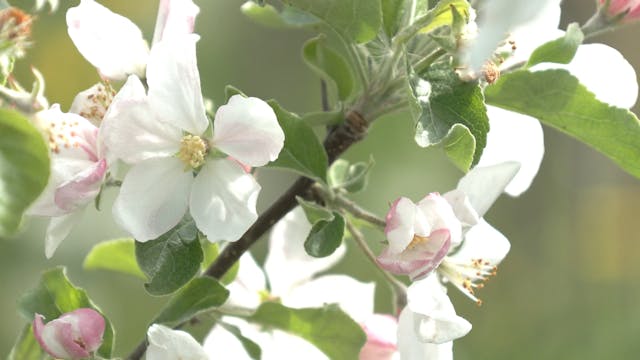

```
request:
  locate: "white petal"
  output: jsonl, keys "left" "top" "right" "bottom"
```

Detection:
{"left": 478, "top": 106, "right": 543, "bottom": 197}
{"left": 147, "top": 324, "right": 208, "bottom": 360}
{"left": 406, "top": 276, "right": 472, "bottom": 344}
{"left": 146, "top": 35, "right": 209, "bottom": 135}
{"left": 450, "top": 219, "right": 510, "bottom": 265}
{"left": 533, "top": 43, "right": 638, "bottom": 109}
{"left": 441, "top": 189, "right": 480, "bottom": 228}
{"left": 384, "top": 197, "right": 420, "bottom": 255}
{"left": 223, "top": 253, "right": 266, "bottom": 311}
{"left": 100, "top": 75, "right": 183, "bottom": 164}
{"left": 152, "top": 0, "right": 200, "bottom": 44}
{"left": 416, "top": 194, "right": 462, "bottom": 246}
{"left": 212, "top": 95, "right": 285, "bottom": 167}
{"left": 466, "top": 0, "right": 561, "bottom": 70}
{"left": 66, "top": 0, "right": 148, "bottom": 80}
{"left": 45, "top": 211, "right": 84, "bottom": 258}
{"left": 113, "top": 157, "right": 192, "bottom": 241}
{"left": 283, "top": 275, "right": 375, "bottom": 323}
{"left": 398, "top": 308, "right": 453, "bottom": 360}
{"left": 264, "top": 207, "right": 346, "bottom": 297}
{"left": 458, "top": 161, "right": 521, "bottom": 216}
{"left": 190, "top": 159, "right": 260, "bottom": 242}
{"left": 203, "top": 322, "right": 254, "bottom": 359}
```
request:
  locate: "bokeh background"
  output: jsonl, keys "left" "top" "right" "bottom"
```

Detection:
{"left": 2, "top": 0, "right": 640, "bottom": 358}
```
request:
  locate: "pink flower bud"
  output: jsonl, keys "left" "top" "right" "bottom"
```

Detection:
{"left": 33, "top": 308, "right": 105, "bottom": 359}
{"left": 359, "top": 314, "right": 398, "bottom": 360}
{"left": 600, "top": 0, "right": 640, "bottom": 21}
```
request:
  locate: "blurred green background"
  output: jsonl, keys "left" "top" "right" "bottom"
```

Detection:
{"left": 2, "top": 0, "right": 640, "bottom": 358}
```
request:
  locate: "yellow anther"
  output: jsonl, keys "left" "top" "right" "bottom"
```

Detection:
{"left": 407, "top": 234, "right": 430, "bottom": 250}
{"left": 178, "top": 135, "right": 207, "bottom": 169}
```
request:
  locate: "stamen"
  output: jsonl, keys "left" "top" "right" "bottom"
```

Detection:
{"left": 438, "top": 256, "right": 498, "bottom": 305}
{"left": 178, "top": 134, "right": 208, "bottom": 169}
{"left": 407, "top": 234, "right": 430, "bottom": 250}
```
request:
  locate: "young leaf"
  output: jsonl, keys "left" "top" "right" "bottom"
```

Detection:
{"left": 218, "top": 322, "right": 262, "bottom": 360}
{"left": 526, "top": 23, "right": 584, "bottom": 68}
{"left": 135, "top": 218, "right": 204, "bottom": 296}
{"left": 0, "top": 109, "right": 50, "bottom": 236}
{"left": 17, "top": 267, "right": 115, "bottom": 358}
{"left": 248, "top": 302, "right": 366, "bottom": 360}
{"left": 241, "top": 1, "right": 320, "bottom": 28}
{"left": 412, "top": 64, "right": 489, "bottom": 170}
{"left": 301, "top": 108, "right": 345, "bottom": 127}
{"left": 8, "top": 325, "right": 46, "bottom": 360}
{"left": 152, "top": 277, "right": 229, "bottom": 326}
{"left": 485, "top": 69, "right": 640, "bottom": 179}
{"left": 417, "top": 0, "right": 469, "bottom": 34}
{"left": 296, "top": 196, "right": 334, "bottom": 224}
{"left": 303, "top": 36, "right": 355, "bottom": 101}
{"left": 281, "top": 0, "right": 382, "bottom": 44}
{"left": 266, "top": 101, "right": 328, "bottom": 183}
{"left": 304, "top": 212, "right": 345, "bottom": 258}
{"left": 381, "top": 0, "right": 407, "bottom": 38}
{"left": 328, "top": 157, "right": 375, "bottom": 193}
{"left": 83, "top": 238, "right": 145, "bottom": 279}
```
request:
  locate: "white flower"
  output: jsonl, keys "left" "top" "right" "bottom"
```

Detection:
{"left": 470, "top": 0, "right": 639, "bottom": 196}
{"left": 205, "top": 207, "right": 375, "bottom": 359}
{"left": 147, "top": 324, "right": 208, "bottom": 360}
{"left": 101, "top": 34, "right": 284, "bottom": 242}
{"left": 66, "top": 0, "right": 199, "bottom": 80}
{"left": 28, "top": 105, "right": 109, "bottom": 257}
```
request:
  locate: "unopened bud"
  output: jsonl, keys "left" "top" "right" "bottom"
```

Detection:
{"left": 600, "top": 0, "right": 640, "bottom": 22}
{"left": 33, "top": 308, "right": 105, "bottom": 360}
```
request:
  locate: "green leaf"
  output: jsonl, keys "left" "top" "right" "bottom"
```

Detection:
{"left": 526, "top": 23, "right": 584, "bottom": 68}
{"left": 248, "top": 302, "right": 366, "bottom": 360}
{"left": 8, "top": 325, "right": 47, "bottom": 360}
{"left": 301, "top": 108, "right": 345, "bottom": 127}
{"left": 200, "top": 239, "right": 240, "bottom": 285}
{"left": 152, "top": 277, "right": 229, "bottom": 326}
{"left": 485, "top": 69, "right": 640, "bottom": 179}
{"left": 241, "top": 1, "right": 320, "bottom": 28}
{"left": 218, "top": 322, "right": 262, "bottom": 360}
{"left": 304, "top": 212, "right": 345, "bottom": 258}
{"left": 303, "top": 36, "right": 355, "bottom": 101}
{"left": 381, "top": 0, "right": 407, "bottom": 38}
{"left": 328, "top": 157, "right": 375, "bottom": 193}
{"left": 413, "top": 64, "right": 489, "bottom": 170}
{"left": 281, "top": 0, "right": 382, "bottom": 43}
{"left": 267, "top": 101, "right": 328, "bottom": 182}
{"left": 417, "top": 0, "right": 469, "bottom": 34}
{"left": 17, "top": 267, "right": 115, "bottom": 358}
{"left": 83, "top": 238, "right": 145, "bottom": 279}
{"left": 296, "top": 196, "right": 334, "bottom": 224}
{"left": 135, "top": 218, "right": 203, "bottom": 296}
{"left": 0, "top": 109, "right": 50, "bottom": 236}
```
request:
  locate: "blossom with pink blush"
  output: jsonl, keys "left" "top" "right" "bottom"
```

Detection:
{"left": 600, "top": 0, "right": 640, "bottom": 21}
{"left": 377, "top": 194, "right": 462, "bottom": 280}
{"left": 33, "top": 308, "right": 105, "bottom": 359}
{"left": 359, "top": 314, "right": 399, "bottom": 360}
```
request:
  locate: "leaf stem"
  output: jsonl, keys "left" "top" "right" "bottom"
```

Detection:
{"left": 313, "top": 185, "right": 386, "bottom": 229}
{"left": 414, "top": 48, "right": 447, "bottom": 75}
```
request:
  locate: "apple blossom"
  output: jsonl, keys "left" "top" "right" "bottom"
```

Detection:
{"left": 33, "top": 308, "right": 105, "bottom": 359}
{"left": 28, "top": 104, "right": 109, "bottom": 257}
{"left": 600, "top": 0, "right": 640, "bottom": 21}
{"left": 101, "top": 34, "right": 284, "bottom": 242}
{"left": 69, "top": 82, "right": 116, "bottom": 126}
{"left": 147, "top": 324, "right": 208, "bottom": 360}
{"left": 359, "top": 314, "right": 399, "bottom": 360}
{"left": 205, "top": 207, "right": 375, "bottom": 359}
{"left": 66, "top": 0, "right": 198, "bottom": 80}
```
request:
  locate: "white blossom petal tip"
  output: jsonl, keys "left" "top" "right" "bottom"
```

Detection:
{"left": 147, "top": 324, "right": 208, "bottom": 360}
{"left": 152, "top": 0, "right": 200, "bottom": 44}
{"left": 213, "top": 95, "right": 285, "bottom": 167}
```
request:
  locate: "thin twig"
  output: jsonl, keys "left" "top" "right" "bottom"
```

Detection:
{"left": 345, "top": 220, "right": 407, "bottom": 313}
{"left": 313, "top": 185, "right": 386, "bottom": 229}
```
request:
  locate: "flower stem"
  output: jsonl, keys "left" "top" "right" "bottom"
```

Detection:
{"left": 345, "top": 220, "right": 407, "bottom": 313}
{"left": 313, "top": 184, "right": 386, "bottom": 229}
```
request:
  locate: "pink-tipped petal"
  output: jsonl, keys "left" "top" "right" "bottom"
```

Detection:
{"left": 384, "top": 197, "right": 420, "bottom": 255}
{"left": 33, "top": 309, "right": 105, "bottom": 359}
{"left": 66, "top": 0, "right": 148, "bottom": 80}
{"left": 70, "top": 308, "right": 105, "bottom": 352}
{"left": 359, "top": 314, "right": 398, "bottom": 360}
{"left": 212, "top": 95, "right": 285, "bottom": 167}
{"left": 152, "top": 0, "right": 200, "bottom": 44}
{"left": 54, "top": 159, "right": 107, "bottom": 212}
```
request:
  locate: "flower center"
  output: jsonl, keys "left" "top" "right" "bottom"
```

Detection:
{"left": 178, "top": 134, "right": 208, "bottom": 169}
{"left": 438, "top": 257, "right": 497, "bottom": 306}
{"left": 407, "top": 234, "right": 430, "bottom": 250}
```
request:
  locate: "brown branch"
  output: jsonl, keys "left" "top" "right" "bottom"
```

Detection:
{"left": 126, "top": 111, "right": 368, "bottom": 360}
